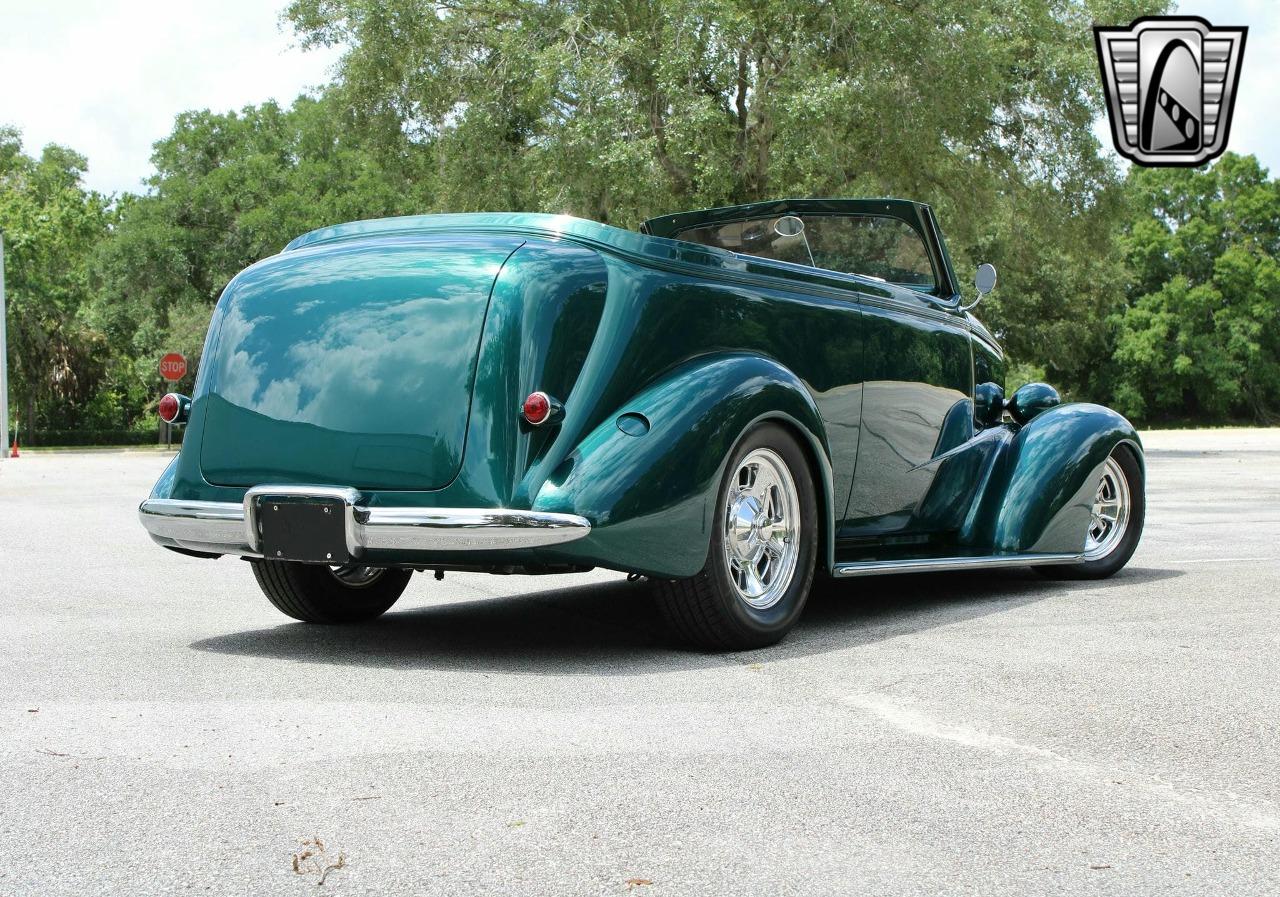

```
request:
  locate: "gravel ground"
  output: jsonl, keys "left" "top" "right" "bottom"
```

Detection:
{"left": 0, "top": 429, "right": 1277, "bottom": 896}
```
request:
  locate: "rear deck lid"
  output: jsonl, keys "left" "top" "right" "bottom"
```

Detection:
{"left": 199, "top": 234, "right": 522, "bottom": 490}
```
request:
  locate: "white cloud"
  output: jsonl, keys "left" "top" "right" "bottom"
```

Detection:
{"left": 0, "top": 0, "right": 343, "bottom": 195}
{"left": 1188, "top": 0, "right": 1280, "bottom": 174}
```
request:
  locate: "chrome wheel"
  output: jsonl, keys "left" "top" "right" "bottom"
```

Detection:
{"left": 722, "top": 448, "right": 801, "bottom": 610}
{"left": 329, "top": 564, "right": 387, "bottom": 588}
{"left": 1083, "top": 455, "right": 1131, "bottom": 561}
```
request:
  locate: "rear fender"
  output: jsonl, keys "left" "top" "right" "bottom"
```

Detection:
{"left": 532, "top": 353, "right": 834, "bottom": 578}
{"left": 969, "top": 403, "right": 1143, "bottom": 554}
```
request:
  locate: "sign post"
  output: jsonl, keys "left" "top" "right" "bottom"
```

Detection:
{"left": 159, "top": 352, "right": 187, "bottom": 449}
{"left": 0, "top": 232, "right": 8, "bottom": 461}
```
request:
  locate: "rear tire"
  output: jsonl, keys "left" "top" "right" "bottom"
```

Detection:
{"left": 1036, "top": 444, "right": 1145, "bottom": 580}
{"left": 250, "top": 560, "right": 411, "bottom": 623}
{"left": 655, "top": 423, "right": 818, "bottom": 651}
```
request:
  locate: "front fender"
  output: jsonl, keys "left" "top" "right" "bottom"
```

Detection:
{"left": 973, "top": 403, "right": 1142, "bottom": 554}
{"left": 533, "top": 353, "right": 834, "bottom": 577}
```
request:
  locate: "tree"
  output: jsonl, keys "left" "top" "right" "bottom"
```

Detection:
{"left": 20, "top": 1, "right": 1242, "bottom": 437}
{"left": 287, "top": 0, "right": 1157, "bottom": 221}
{"left": 85, "top": 91, "right": 434, "bottom": 428}
{"left": 0, "top": 126, "right": 114, "bottom": 432}
{"left": 1109, "top": 154, "right": 1280, "bottom": 423}
{"left": 285, "top": 0, "right": 1168, "bottom": 384}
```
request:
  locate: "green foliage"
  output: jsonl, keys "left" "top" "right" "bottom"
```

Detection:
{"left": 6, "top": 0, "right": 1273, "bottom": 437}
{"left": 287, "top": 0, "right": 1159, "bottom": 218}
{"left": 1007, "top": 361, "right": 1049, "bottom": 395}
{"left": 285, "top": 0, "right": 1167, "bottom": 391}
{"left": 1109, "top": 154, "right": 1280, "bottom": 423}
{"left": 0, "top": 126, "right": 114, "bottom": 431}
{"left": 81, "top": 91, "right": 433, "bottom": 429}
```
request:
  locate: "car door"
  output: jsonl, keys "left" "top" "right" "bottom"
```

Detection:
{"left": 646, "top": 199, "right": 971, "bottom": 539}
{"left": 842, "top": 292, "right": 974, "bottom": 537}
{"left": 805, "top": 213, "right": 975, "bottom": 539}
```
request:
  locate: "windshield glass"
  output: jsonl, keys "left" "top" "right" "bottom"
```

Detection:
{"left": 673, "top": 214, "right": 935, "bottom": 288}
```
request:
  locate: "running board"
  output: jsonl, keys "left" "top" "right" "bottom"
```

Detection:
{"left": 832, "top": 553, "right": 1081, "bottom": 578}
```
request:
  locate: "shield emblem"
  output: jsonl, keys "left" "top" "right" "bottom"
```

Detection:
{"left": 1095, "top": 16, "right": 1247, "bottom": 166}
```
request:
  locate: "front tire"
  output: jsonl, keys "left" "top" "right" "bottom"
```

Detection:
{"left": 1036, "top": 444, "right": 1145, "bottom": 580}
{"left": 655, "top": 423, "right": 818, "bottom": 650}
{"left": 250, "top": 560, "right": 412, "bottom": 623}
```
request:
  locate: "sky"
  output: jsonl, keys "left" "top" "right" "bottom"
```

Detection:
{"left": 1176, "top": 0, "right": 1280, "bottom": 174}
{"left": 0, "top": 0, "right": 1276, "bottom": 197}
{"left": 0, "top": 0, "right": 342, "bottom": 195}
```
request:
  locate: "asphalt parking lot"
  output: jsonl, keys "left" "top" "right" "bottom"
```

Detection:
{"left": 1, "top": 429, "right": 1277, "bottom": 896}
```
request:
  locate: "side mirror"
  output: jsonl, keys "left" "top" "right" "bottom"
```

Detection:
{"left": 961, "top": 263, "right": 997, "bottom": 311}
{"left": 975, "top": 263, "right": 997, "bottom": 295}
{"left": 773, "top": 215, "right": 815, "bottom": 267}
{"left": 774, "top": 215, "right": 805, "bottom": 237}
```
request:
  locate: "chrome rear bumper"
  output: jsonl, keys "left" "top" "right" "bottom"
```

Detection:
{"left": 139, "top": 485, "right": 592, "bottom": 558}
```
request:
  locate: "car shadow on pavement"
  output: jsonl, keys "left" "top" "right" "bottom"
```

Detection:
{"left": 787, "top": 564, "right": 1183, "bottom": 658}
{"left": 189, "top": 565, "right": 1182, "bottom": 675}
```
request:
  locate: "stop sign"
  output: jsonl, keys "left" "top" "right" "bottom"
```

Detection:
{"left": 159, "top": 352, "right": 187, "bottom": 382}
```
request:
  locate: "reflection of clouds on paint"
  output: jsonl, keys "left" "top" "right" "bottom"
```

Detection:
{"left": 846, "top": 380, "right": 968, "bottom": 523}
{"left": 994, "top": 405, "right": 1104, "bottom": 552}
{"left": 254, "top": 376, "right": 303, "bottom": 421}
{"left": 213, "top": 304, "right": 273, "bottom": 420}
{"left": 209, "top": 238, "right": 517, "bottom": 437}
{"left": 216, "top": 295, "right": 479, "bottom": 433}
{"left": 542, "top": 361, "right": 769, "bottom": 521}
{"left": 229, "top": 236, "right": 505, "bottom": 302}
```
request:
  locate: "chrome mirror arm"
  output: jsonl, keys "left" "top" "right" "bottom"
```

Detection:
{"left": 774, "top": 215, "right": 816, "bottom": 268}
{"left": 962, "top": 263, "right": 998, "bottom": 312}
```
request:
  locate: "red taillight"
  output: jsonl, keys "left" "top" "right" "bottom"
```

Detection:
{"left": 158, "top": 394, "right": 180, "bottom": 423}
{"left": 160, "top": 393, "right": 191, "bottom": 424}
{"left": 522, "top": 391, "right": 552, "bottom": 426}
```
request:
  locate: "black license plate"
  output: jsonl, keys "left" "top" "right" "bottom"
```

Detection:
{"left": 259, "top": 499, "right": 350, "bottom": 564}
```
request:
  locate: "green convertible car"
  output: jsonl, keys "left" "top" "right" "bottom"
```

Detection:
{"left": 140, "top": 198, "right": 1145, "bottom": 650}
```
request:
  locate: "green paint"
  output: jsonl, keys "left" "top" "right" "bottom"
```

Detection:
{"left": 150, "top": 204, "right": 1142, "bottom": 577}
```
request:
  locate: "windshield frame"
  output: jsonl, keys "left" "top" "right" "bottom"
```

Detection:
{"left": 641, "top": 198, "right": 961, "bottom": 305}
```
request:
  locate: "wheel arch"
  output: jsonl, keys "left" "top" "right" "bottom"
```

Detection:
{"left": 753, "top": 412, "right": 837, "bottom": 576}
{"left": 969, "top": 403, "right": 1144, "bottom": 555}
{"left": 1112, "top": 435, "right": 1146, "bottom": 475}
{"left": 530, "top": 352, "right": 836, "bottom": 578}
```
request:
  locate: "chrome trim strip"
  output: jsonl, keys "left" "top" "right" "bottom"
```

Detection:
{"left": 832, "top": 553, "right": 1081, "bottom": 578}
{"left": 137, "top": 499, "right": 254, "bottom": 555}
{"left": 139, "top": 493, "right": 592, "bottom": 557}
{"left": 360, "top": 508, "right": 592, "bottom": 551}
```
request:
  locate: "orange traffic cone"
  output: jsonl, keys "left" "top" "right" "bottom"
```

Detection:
{"left": 9, "top": 431, "right": 17, "bottom": 458}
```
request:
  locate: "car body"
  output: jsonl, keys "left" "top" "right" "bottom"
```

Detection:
{"left": 140, "top": 198, "right": 1145, "bottom": 648}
